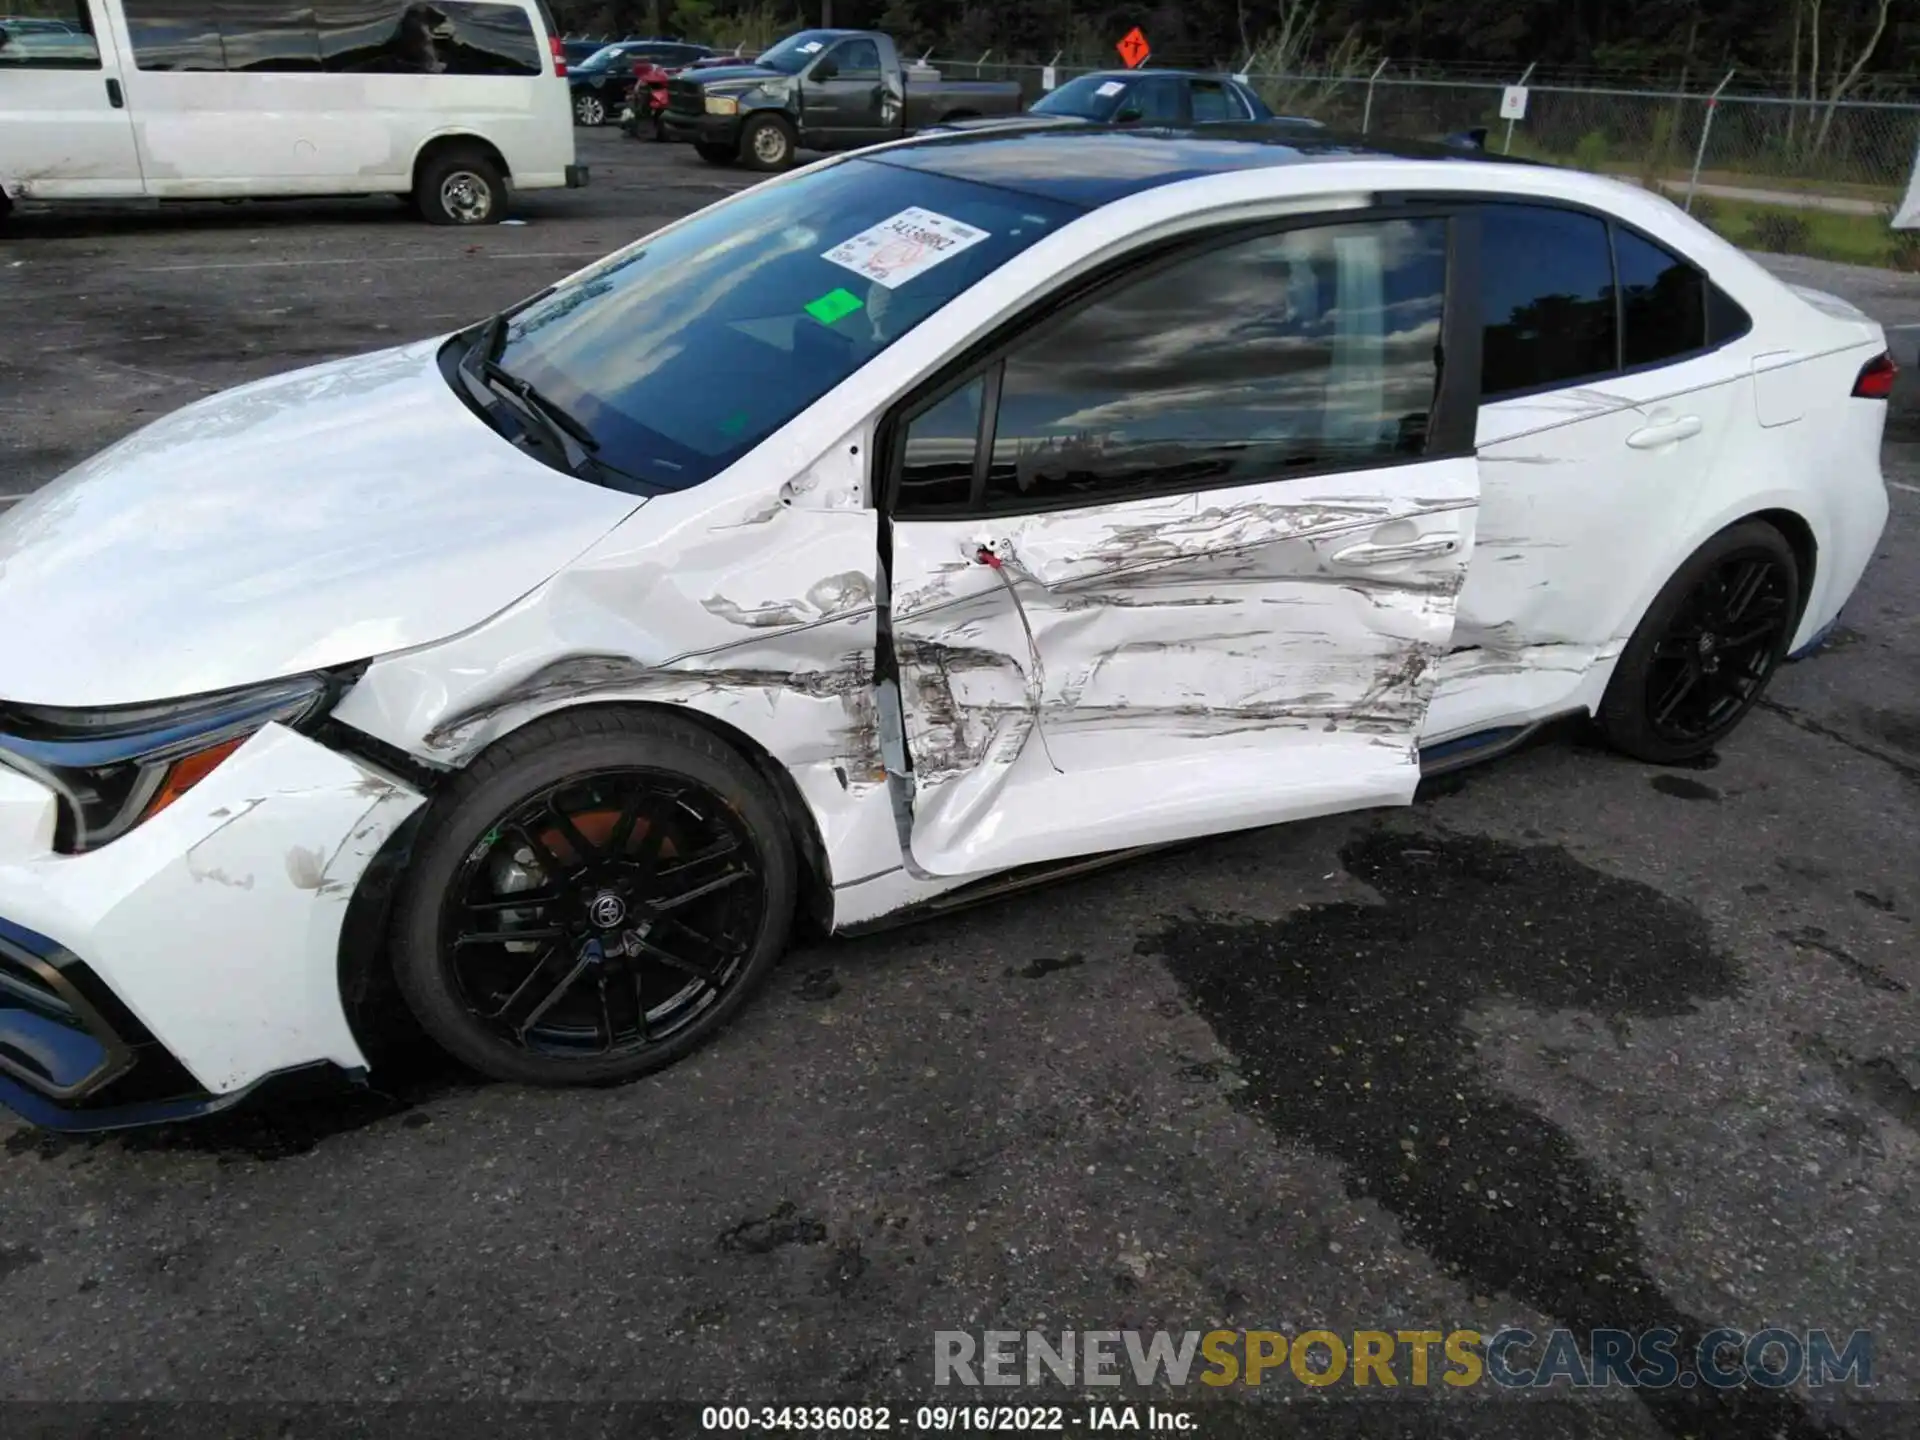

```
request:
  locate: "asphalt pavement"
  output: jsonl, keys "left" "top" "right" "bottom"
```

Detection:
{"left": 1, "top": 131, "right": 1918, "bottom": 1436}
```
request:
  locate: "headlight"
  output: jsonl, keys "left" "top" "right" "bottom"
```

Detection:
{"left": 0, "top": 673, "right": 338, "bottom": 853}
{"left": 705, "top": 94, "right": 740, "bottom": 115}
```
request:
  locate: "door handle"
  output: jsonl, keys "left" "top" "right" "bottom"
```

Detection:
{"left": 1331, "top": 534, "right": 1460, "bottom": 567}
{"left": 966, "top": 536, "right": 1011, "bottom": 569}
{"left": 1625, "top": 415, "right": 1702, "bottom": 449}
{"left": 105, "top": 78, "right": 124, "bottom": 108}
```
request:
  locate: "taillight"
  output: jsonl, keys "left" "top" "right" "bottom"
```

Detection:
{"left": 550, "top": 36, "right": 567, "bottom": 76}
{"left": 1854, "top": 351, "right": 1897, "bottom": 399}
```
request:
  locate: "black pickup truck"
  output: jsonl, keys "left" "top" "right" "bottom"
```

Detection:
{"left": 662, "top": 28, "right": 1024, "bottom": 171}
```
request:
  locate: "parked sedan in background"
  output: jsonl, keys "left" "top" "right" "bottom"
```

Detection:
{"left": 571, "top": 39, "right": 712, "bottom": 126}
{"left": 0, "top": 126, "right": 1889, "bottom": 1132}
{"left": 923, "top": 68, "right": 1324, "bottom": 135}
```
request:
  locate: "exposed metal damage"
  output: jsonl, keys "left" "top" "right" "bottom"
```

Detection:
{"left": 421, "top": 647, "right": 884, "bottom": 789}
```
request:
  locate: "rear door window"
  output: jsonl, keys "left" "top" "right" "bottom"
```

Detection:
{"left": 1190, "top": 79, "right": 1248, "bottom": 121}
{"left": 1615, "top": 228, "right": 1707, "bottom": 368}
{"left": 1477, "top": 205, "right": 1617, "bottom": 398}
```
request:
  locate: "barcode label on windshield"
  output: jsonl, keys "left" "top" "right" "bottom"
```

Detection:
{"left": 821, "top": 208, "right": 991, "bottom": 290}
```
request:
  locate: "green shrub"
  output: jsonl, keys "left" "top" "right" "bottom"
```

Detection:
{"left": 1749, "top": 210, "right": 1813, "bottom": 254}
{"left": 1638, "top": 111, "right": 1677, "bottom": 188}
{"left": 1571, "top": 130, "right": 1610, "bottom": 172}
{"left": 1888, "top": 226, "right": 1920, "bottom": 272}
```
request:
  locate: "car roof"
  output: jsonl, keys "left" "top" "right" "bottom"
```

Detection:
{"left": 871, "top": 124, "right": 1531, "bottom": 209}
{"left": 1069, "top": 68, "right": 1245, "bottom": 82}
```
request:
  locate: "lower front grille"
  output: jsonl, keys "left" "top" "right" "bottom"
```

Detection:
{"left": 0, "top": 933, "right": 127, "bottom": 1100}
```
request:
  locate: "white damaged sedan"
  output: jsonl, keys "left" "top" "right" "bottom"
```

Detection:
{"left": 0, "top": 126, "right": 1892, "bottom": 1129}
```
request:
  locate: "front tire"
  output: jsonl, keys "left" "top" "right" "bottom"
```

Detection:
{"left": 413, "top": 148, "right": 506, "bottom": 226}
{"left": 1598, "top": 520, "right": 1801, "bottom": 763}
{"left": 739, "top": 114, "right": 797, "bottom": 172}
{"left": 389, "top": 709, "right": 797, "bottom": 1086}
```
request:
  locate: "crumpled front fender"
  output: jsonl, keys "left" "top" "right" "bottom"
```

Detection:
{"left": 0, "top": 724, "right": 424, "bottom": 1096}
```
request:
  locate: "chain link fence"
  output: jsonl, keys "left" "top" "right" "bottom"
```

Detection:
{"left": 933, "top": 58, "right": 1920, "bottom": 265}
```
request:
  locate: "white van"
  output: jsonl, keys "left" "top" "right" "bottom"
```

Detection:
{"left": 0, "top": 0, "right": 587, "bottom": 225}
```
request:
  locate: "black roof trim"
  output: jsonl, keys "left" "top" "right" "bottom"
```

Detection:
{"left": 871, "top": 123, "right": 1541, "bottom": 209}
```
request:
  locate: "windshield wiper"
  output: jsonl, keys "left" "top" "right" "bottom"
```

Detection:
{"left": 470, "top": 363, "right": 597, "bottom": 475}
{"left": 453, "top": 303, "right": 666, "bottom": 497}
{"left": 479, "top": 360, "right": 599, "bottom": 453}
{"left": 458, "top": 312, "right": 597, "bottom": 468}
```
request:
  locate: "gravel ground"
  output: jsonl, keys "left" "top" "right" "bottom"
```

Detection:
{"left": 1, "top": 131, "right": 1918, "bottom": 1437}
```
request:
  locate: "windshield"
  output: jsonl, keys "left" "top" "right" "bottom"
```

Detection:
{"left": 1031, "top": 73, "right": 1129, "bottom": 120}
{"left": 754, "top": 29, "right": 838, "bottom": 74}
{"left": 488, "top": 157, "right": 1078, "bottom": 492}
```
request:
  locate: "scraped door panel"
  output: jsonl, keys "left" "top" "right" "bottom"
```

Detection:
{"left": 888, "top": 460, "right": 1477, "bottom": 876}
{"left": 888, "top": 518, "right": 1053, "bottom": 870}
{"left": 1031, "top": 465, "right": 1478, "bottom": 763}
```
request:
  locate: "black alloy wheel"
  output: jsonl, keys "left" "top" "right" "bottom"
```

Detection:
{"left": 446, "top": 768, "right": 762, "bottom": 1057}
{"left": 1600, "top": 520, "right": 1801, "bottom": 763}
{"left": 1644, "top": 555, "right": 1793, "bottom": 743}
{"left": 390, "top": 710, "right": 795, "bottom": 1085}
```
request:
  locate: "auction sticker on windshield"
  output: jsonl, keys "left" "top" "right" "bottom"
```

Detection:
{"left": 821, "top": 208, "right": 991, "bottom": 290}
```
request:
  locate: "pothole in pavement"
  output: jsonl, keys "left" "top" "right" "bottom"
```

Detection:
{"left": 1139, "top": 826, "right": 1854, "bottom": 1438}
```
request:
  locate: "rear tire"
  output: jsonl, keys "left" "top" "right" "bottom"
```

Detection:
{"left": 694, "top": 140, "right": 737, "bottom": 165}
{"left": 574, "top": 92, "right": 606, "bottom": 127}
{"left": 1598, "top": 520, "right": 1801, "bottom": 764}
{"left": 388, "top": 708, "right": 797, "bottom": 1087}
{"left": 739, "top": 114, "right": 797, "bottom": 172}
{"left": 413, "top": 147, "right": 506, "bottom": 226}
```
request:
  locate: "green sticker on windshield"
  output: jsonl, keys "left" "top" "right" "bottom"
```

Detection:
{"left": 718, "top": 410, "right": 749, "bottom": 438}
{"left": 805, "top": 287, "right": 864, "bottom": 326}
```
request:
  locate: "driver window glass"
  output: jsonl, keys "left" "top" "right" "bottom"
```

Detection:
{"left": 980, "top": 217, "right": 1449, "bottom": 510}
{"left": 831, "top": 37, "right": 878, "bottom": 74}
{"left": 1131, "top": 75, "right": 1183, "bottom": 123}
{"left": 0, "top": 0, "right": 102, "bottom": 67}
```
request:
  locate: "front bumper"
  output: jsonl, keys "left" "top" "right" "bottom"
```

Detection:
{"left": 565, "top": 163, "right": 590, "bottom": 188}
{"left": 661, "top": 111, "right": 740, "bottom": 147}
{"left": 0, "top": 723, "right": 424, "bottom": 1131}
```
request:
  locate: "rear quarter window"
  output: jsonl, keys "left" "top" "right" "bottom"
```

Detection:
{"left": 1615, "top": 228, "right": 1706, "bottom": 368}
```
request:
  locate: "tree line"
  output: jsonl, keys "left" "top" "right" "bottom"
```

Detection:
{"left": 558, "top": 0, "right": 1916, "bottom": 99}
